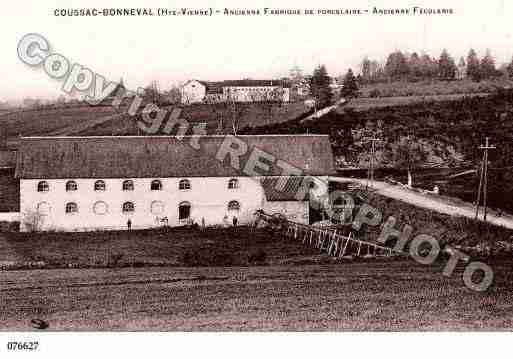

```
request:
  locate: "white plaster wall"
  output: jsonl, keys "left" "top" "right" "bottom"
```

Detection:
{"left": 180, "top": 80, "right": 206, "bottom": 103}
{"left": 20, "top": 177, "right": 267, "bottom": 232}
{"left": 0, "top": 212, "right": 19, "bottom": 222}
{"left": 282, "top": 88, "right": 290, "bottom": 102}
{"left": 222, "top": 86, "right": 289, "bottom": 102}
{"left": 263, "top": 201, "right": 309, "bottom": 224}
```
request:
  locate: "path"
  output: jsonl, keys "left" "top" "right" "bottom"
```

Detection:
{"left": 331, "top": 177, "right": 513, "bottom": 230}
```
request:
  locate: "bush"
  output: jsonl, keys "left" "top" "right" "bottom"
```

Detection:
{"left": 369, "top": 89, "right": 381, "bottom": 98}
{"left": 0, "top": 221, "right": 19, "bottom": 232}
{"left": 247, "top": 250, "right": 267, "bottom": 265}
{"left": 107, "top": 253, "right": 124, "bottom": 267}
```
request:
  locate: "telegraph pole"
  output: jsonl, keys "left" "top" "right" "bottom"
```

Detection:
{"left": 475, "top": 137, "right": 496, "bottom": 221}
{"left": 367, "top": 136, "right": 380, "bottom": 189}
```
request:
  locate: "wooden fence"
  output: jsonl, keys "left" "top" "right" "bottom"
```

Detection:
{"left": 256, "top": 211, "right": 405, "bottom": 259}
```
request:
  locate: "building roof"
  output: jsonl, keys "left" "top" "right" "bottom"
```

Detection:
{"left": 260, "top": 177, "right": 308, "bottom": 201}
{"left": 15, "top": 135, "right": 335, "bottom": 179}
{"left": 219, "top": 80, "right": 291, "bottom": 88}
{"left": 184, "top": 79, "right": 291, "bottom": 94}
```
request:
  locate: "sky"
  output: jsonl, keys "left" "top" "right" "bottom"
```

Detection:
{"left": 1, "top": 0, "right": 512, "bottom": 101}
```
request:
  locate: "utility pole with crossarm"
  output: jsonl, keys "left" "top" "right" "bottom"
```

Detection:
{"left": 475, "top": 137, "right": 496, "bottom": 221}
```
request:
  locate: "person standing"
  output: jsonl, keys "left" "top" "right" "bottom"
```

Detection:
{"left": 127, "top": 219, "right": 132, "bottom": 231}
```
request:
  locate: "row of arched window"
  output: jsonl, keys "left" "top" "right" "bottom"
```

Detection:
{"left": 37, "top": 178, "right": 240, "bottom": 192}
{"left": 62, "top": 200, "right": 241, "bottom": 215}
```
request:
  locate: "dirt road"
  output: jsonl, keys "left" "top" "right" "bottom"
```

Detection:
{"left": 332, "top": 177, "right": 513, "bottom": 230}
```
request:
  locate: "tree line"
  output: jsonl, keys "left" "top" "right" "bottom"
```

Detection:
{"left": 360, "top": 49, "right": 513, "bottom": 83}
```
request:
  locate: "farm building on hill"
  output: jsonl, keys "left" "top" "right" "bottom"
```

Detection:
{"left": 15, "top": 135, "right": 335, "bottom": 232}
{"left": 181, "top": 79, "right": 291, "bottom": 104}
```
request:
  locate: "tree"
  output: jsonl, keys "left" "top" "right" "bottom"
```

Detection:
{"left": 438, "top": 49, "right": 457, "bottom": 80}
{"left": 466, "top": 49, "right": 481, "bottom": 82}
{"left": 384, "top": 51, "right": 409, "bottom": 80}
{"left": 144, "top": 80, "right": 163, "bottom": 105}
{"left": 507, "top": 57, "right": 513, "bottom": 79}
{"left": 419, "top": 53, "right": 438, "bottom": 79}
{"left": 340, "top": 68, "right": 359, "bottom": 98}
{"left": 0, "top": 126, "right": 7, "bottom": 150}
{"left": 360, "top": 57, "right": 372, "bottom": 83}
{"left": 391, "top": 136, "right": 428, "bottom": 187}
{"left": 480, "top": 49, "right": 497, "bottom": 79}
{"left": 408, "top": 52, "right": 423, "bottom": 80}
{"left": 164, "top": 85, "right": 181, "bottom": 104}
{"left": 57, "top": 95, "right": 67, "bottom": 105}
{"left": 310, "top": 65, "right": 333, "bottom": 108}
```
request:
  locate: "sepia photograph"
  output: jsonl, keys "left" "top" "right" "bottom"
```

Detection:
{"left": 0, "top": 0, "right": 512, "bottom": 356}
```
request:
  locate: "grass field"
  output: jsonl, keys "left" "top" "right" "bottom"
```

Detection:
{"left": 341, "top": 93, "right": 488, "bottom": 112}
{"left": 0, "top": 227, "right": 321, "bottom": 269}
{"left": 78, "top": 102, "right": 309, "bottom": 136}
{"left": 0, "top": 105, "right": 120, "bottom": 146}
{"left": 359, "top": 79, "right": 513, "bottom": 98}
{"left": 1, "top": 258, "right": 512, "bottom": 330}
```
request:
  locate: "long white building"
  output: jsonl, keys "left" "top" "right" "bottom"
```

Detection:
{"left": 16, "top": 135, "right": 335, "bottom": 232}
{"left": 181, "top": 79, "right": 291, "bottom": 104}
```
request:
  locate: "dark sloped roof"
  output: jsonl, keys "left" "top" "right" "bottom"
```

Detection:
{"left": 0, "top": 151, "right": 16, "bottom": 168}
{"left": 203, "top": 82, "right": 224, "bottom": 94}
{"left": 219, "top": 79, "right": 291, "bottom": 88}
{"left": 192, "top": 79, "right": 291, "bottom": 91}
{"left": 260, "top": 177, "right": 308, "bottom": 201}
{"left": 15, "top": 135, "right": 335, "bottom": 179}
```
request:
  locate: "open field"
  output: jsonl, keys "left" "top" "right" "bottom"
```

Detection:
{"left": 78, "top": 102, "right": 309, "bottom": 136}
{"left": 341, "top": 93, "right": 489, "bottom": 112}
{"left": 0, "top": 105, "right": 120, "bottom": 146}
{"left": 1, "top": 259, "right": 512, "bottom": 330}
{"left": 0, "top": 227, "right": 320, "bottom": 269}
{"left": 359, "top": 79, "right": 513, "bottom": 98}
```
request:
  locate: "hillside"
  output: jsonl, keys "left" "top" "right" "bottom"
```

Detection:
{"left": 341, "top": 93, "right": 488, "bottom": 112}
{"left": 241, "top": 89, "right": 513, "bottom": 212}
{"left": 359, "top": 78, "right": 513, "bottom": 98}
{"left": 357, "top": 191, "right": 513, "bottom": 255}
{"left": 76, "top": 101, "right": 309, "bottom": 136}
{"left": 0, "top": 104, "right": 121, "bottom": 147}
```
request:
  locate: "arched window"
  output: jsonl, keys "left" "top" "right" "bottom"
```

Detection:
{"left": 122, "top": 202, "right": 135, "bottom": 213}
{"left": 178, "top": 201, "right": 191, "bottom": 221}
{"left": 66, "top": 180, "right": 77, "bottom": 191}
{"left": 37, "top": 181, "right": 49, "bottom": 192}
{"left": 179, "top": 179, "right": 191, "bottom": 190}
{"left": 228, "top": 178, "right": 239, "bottom": 189}
{"left": 122, "top": 180, "right": 134, "bottom": 191}
{"left": 65, "top": 202, "right": 78, "bottom": 214}
{"left": 93, "top": 201, "right": 108, "bottom": 215}
{"left": 94, "top": 180, "right": 106, "bottom": 191}
{"left": 151, "top": 179, "right": 162, "bottom": 191}
{"left": 151, "top": 200, "right": 165, "bottom": 215}
{"left": 228, "top": 200, "right": 240, "bottom": 211}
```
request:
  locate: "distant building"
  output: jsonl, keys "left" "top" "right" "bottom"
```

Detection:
{"left": 180, "top": 79, "right": 290, "bottom": 104}
{"left": 180, "top": 80, "right": 207, "bottom": 104}
{"left": 16, "top": 135, "right": 335, "bottom": 232}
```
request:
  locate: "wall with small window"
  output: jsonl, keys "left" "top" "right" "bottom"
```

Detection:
{"left": 19, "top": 176, "right": 269, "bottom": 231}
